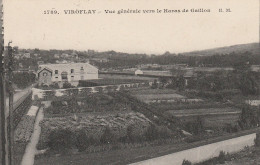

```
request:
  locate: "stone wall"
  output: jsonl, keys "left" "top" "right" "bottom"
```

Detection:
{"left": 131, "top": 133, "right": 257, "bottom": 165}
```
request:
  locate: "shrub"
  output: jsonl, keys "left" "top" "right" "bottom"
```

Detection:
{"left": 68, "top": 88, "right": 79, "bottom": 96}
{"left": 158, "top": 126, "right": 172, "bottom": 139}
{"left": 13, "top": 72, "right": 36, "bottom": 89}
{"left": 95, "top": 87, "right": 104, "bottom": 93}
{"left": 217, "top": 151, "right": 226, "bottom": 164}
{"left": 49, "top": 82, "right": 59, "bottom": 89}
{"left": 255, "top": 133, "right": 260, "bottom": 147}
{"left": 144, "top": 124, "right": 159, "bottom": 141}
{"left": 75, "top": 130, "right": 89, "bottom": 152}
{"left": 184, "top": 117, "right": 204, "bottom": 135}
{"left": 118, "top": 125, "right": 146, "bottom": 143}
{"left": 182, "top": 159, "right": 192, "bottom": 165}
{"left": 100, "top": 127, "right": 116, "bottom": 144}
{"left": 63, "top": 82, "right": 73, "bottom": 89}
{"left": 47, "top": 129, "right": 74, "bottom": 152}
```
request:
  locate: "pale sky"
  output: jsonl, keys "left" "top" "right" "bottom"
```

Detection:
{"left": 3, "top": 0, "right": 259, "bottom": 54}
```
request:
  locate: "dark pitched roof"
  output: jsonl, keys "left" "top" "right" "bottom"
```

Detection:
{"left": 37, "top": 67, "right": 53, "bottom": 76}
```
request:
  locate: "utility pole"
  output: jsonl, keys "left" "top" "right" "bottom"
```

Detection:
{"left": 8, "top": 41, "right": 14, "bottom": 165}
{"left": 0, "top": 0, "right": 7, "bottom": 164}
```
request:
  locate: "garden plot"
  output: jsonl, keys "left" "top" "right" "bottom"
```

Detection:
{"left": 39, "top": 112, "right": 152, "bottom": 144}
{"left": 44, "top": 93, "right": 133, "bottom": 115}
{"left": 15, "top": 105, "right": 39, "bottom": 142}
{"left": 165, "top": 107, "right": 241, "bottom": 117}
{"left": 131, "top": 89, "right": 186, "bottom": 104}
{"left": 165, "top": 107, "right": 241, "bottom": 128}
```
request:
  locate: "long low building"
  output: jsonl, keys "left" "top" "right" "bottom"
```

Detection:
{"left": 37, "top": 63, "right": 98, "bottom": 86}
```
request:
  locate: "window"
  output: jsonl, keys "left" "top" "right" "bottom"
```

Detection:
{"left": 80, "top": 67, "right": 84, "bottom": 71}
{"left": 55, "top": 70, "right": 58, "bottom": 74}
{"left": 71, "top": 69, "right": 74, "bottom": 73}
{"left": 55, "top": 77, "right": 58, "bottom": 79}
{"left": 61, "top": 72, "right": 68, "bottom": 80}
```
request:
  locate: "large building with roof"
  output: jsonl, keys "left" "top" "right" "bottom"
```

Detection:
{"left": 37, "top": 63, "right": 98, "bottom": 86}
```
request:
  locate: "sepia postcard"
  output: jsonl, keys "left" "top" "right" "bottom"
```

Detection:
{"left": 0, "top": 0, "right": 260, "bottom": 164}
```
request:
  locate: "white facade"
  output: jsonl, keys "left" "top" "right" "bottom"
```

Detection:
{"left": 38, "top": 63, "right": 98, "bottom": 84}
{"left": 135, "top": 69, "right": 143, "bottom": 75}
{"left": 245, "top": 100, "right": 260, "bottom": 106}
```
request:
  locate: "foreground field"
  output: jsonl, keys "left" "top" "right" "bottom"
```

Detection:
{"left": 39, "top": 111, "right": 152, "bottom": 144}
{"left": 34, "top": 141, "right": 185, "bottom": 165}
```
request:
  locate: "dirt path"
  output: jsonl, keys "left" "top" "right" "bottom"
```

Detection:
{"left": 21, "top": 107, "right": 44, "bottom": 165}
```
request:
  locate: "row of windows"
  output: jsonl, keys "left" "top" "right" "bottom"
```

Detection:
{"left": 54, "top": 76, "right": 84, "bottom": 80}
{"left": 54, "top": 67, "right": 84, "bottom": 74}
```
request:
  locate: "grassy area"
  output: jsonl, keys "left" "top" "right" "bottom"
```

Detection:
{"left": 165, "top": 107, "right": 241, "bottom": 129}
{"left": 130, "top": 88, "right": 186, "bottom": 104}
{"left": 99, "top": 73, "right": 156, "bottom": 81}
{"left": 130, "top": 88, "right": 178, "bottom": 95}
{"left": 135, "top": 93, "right": 185, "bottom": 101}
{"left": 165, "top": 107, "right": 241, "bottom": 116}
{"left": 78, "top": 78, "right": 148, "bottom": 87}
{"left": 34, "top": 141, "right": 185, "bottom": 165}
{"left": 44, "top": 93, "right": 132, "bottom": 115}
{"left": 150, "top": 102, "right": 230, "bottom": 111}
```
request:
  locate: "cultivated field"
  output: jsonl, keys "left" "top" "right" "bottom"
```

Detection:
{"left": 165, "top": 107, "right": 241, "bottom": 128}
{"left": 99, "top": 73, "right": 156, "bottom": 81}
{"left": 37, "top": 91, "right": 182, "bottom": 154}
{"left": 78, "top": 78, "right": 149, "bottom": 87}
{"left": 39, "top": 111, "right": 152, "bottom": 144}
{"left": 130, "top": 88, "right": 242, "bottom": 130}
{"left": 131, "top": 88, "right": 186, "bottom": 103}
{"left": 165, "top": 107, "right": 241, "bottom": 117}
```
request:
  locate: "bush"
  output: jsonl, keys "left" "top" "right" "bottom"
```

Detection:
{"left": 158, "top": 126, "right": 172, "bottom": 139}
{"left": 217, "top": 151, "right": 226, "bottom": 164}
{"left": 75, "top": 130, "right": 88, "bottom": 152}
{"left": 182, "top": 159, "right": 192, "bottom": 165}
{"left": 47, "top": 129, "right": 74, "bottom": 152}
{"left": 49, "top": 82, "right": 60, "bottom": 89}
{"left": 13, "top": 72, "right": 36, "bottom": 89}
{"left": 63, "top": 82, "right": 73, "bottom": 89}
{"left": 144, "top": 124, "right": 159, "bottom": 141}
{"left": 100, "top": 127, "right": 116, "bottom": 144}
{"left": 118, "top": 125, "right": 145, "bottom": 143}
{"left": 184, "top": 117, "right": 204, "bottom": 135}
{"left": 255, "top": 133, "right": 260, "bottom": 147}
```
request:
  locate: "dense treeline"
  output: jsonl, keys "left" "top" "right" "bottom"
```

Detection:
{"left": 97, "top": 51, "right": 260, "bottom": 69}
{"left": 12, "top": 72, "right": 36, "bottom": 89}
{"left": 158, "top": 62, "right": 260, "bottom": 97}
{"left": 12, "top": 46, "right": 260, "bottom": 70}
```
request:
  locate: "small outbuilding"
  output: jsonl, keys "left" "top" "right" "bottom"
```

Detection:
{"left": 135, "top": 69, "right": 143, "bottom": 75}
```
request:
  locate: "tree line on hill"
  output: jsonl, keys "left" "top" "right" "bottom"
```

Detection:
{"left": 10, "top": 46, "right": 260, "bottom": 70}
{"left": 154, "top": 58, "right": 260, "bottom": 97}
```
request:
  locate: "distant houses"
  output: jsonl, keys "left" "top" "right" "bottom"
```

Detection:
{"left": 245, "top": 100, "right": 260, "bottom": 106}
{"left": 37, "top": 62, "right": 98, "bottom": 87}
{"left": 23, "top": 53, "right": 31, "bottom": 58}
